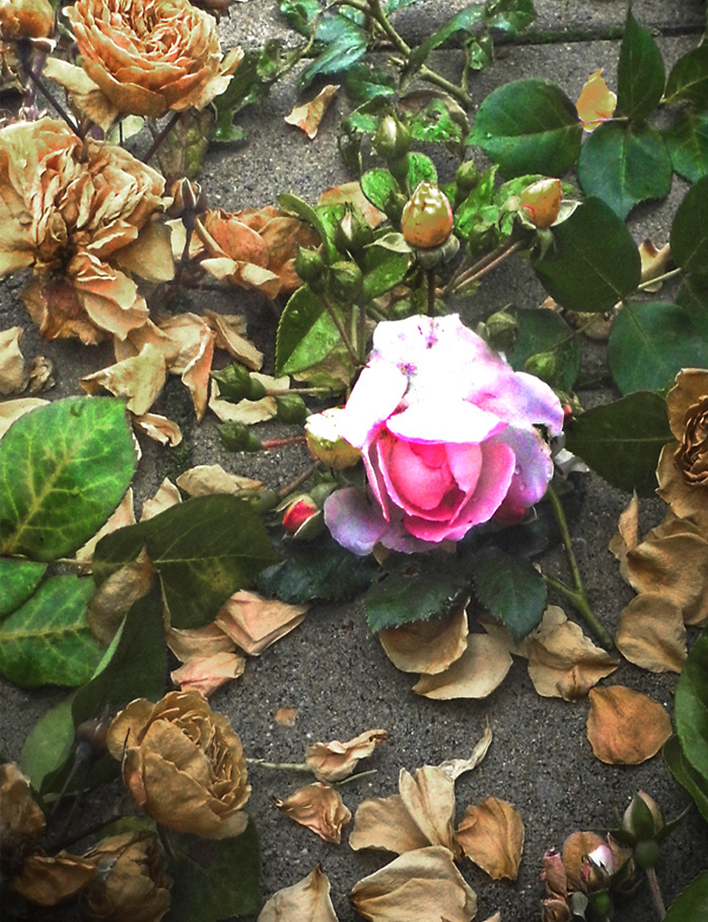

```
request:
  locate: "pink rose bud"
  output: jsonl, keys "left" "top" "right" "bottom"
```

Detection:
{"left": 520, "top": 178, "right": 562, "bottom": 228}
{"left": 282, "top": 496, "right": 319, "bottom": 534}
{"left": 401, "top": 182, "right": 454, "bottom": 248}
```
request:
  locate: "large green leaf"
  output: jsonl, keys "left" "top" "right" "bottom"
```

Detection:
{"left": 0, "top": 397, "right": 136, "bottom": 561}
{"left": 166, "top": 820, "right": 261, "bottom": 922}
{"left": 471, "top": 545, "right": 546, "bottom": 643}
{"left": 93, "top": 495, "right": 278, "bottom": 629}
{"left": 275, "top": 285, "right": 344, "bottom": 376}
{"left": 608, "top": 301, "right": 708, "bottom": 394}
{"left": 485, "top": 0, "right": 534, "bottom": 35}
{"left": 362, "top": 243, "right": 411, "bottom": 299}
{"left": 20, "top": 694, "right": 76, "bottom": 798}
{"left": 577, "top": 121, "right": 672, "bottom": 220}
{"left": 671, "top": 175, "right": 708, "bottom": 274}
{"left": 0, "top": 558, "right": 47, "bottom": 619}
{"left": 663, "top": 109, "right": 708, "bottom": 184}
{"left": 365, "top": 553, "right": 470, "bottom": 633}
{"left": 615, "top": 10, "right": 665, "bottom": 121}
{"left": 0, "top": 575, "right": 102, "bottom": 688}
{"left": 565, "top": 392, "right": 673, "bottom": 495}
{"left": 507, "top": 307, "right": 581, "bottom": 391}
{"left": 298, "top": 14, "right": 367, "bottom": 86}
{"left": 408, "top": 7, "right": 486, "bottom": 72}
{"left": 677, "top": 270, "right": 708, "bottom": 321}
{"left": 663, "top": 872, "right": 708, "bottom": 922}
{"left": 665, "top": 45, "right": 708, "bottom": 107}
{"left": 676, "top": 626, "right": 708, "bottom": 782}
{"left": 533, "top": 198, "right": 641, "bottom": 311}
{"left": 664, "top": 735, "right": 708, "bottom": 824}
{"left": 360, "top": 167, "right": 403, "bottom": 215}
{"left": 468, "top": 79, "right": 582, "bottom": 177}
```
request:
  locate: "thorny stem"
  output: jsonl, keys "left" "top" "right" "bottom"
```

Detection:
{"left": 646, "top": 867, "right": 667, "bottom": 920}
{"left": 443, "top": 238, "right": 522, "bottom": 298}
{"left": 276, "top": 461, "right": 322, "bottom": 501}
{"left": 544, "top": 485, "right": 615, "bottom": 650}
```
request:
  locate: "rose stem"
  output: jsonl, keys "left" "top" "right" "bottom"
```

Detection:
{"left": 261, "top": 435, "right": 308, "bottom": 450}
{"left": 444, "top": 239, "right": 523, "bottom": 297}
{"left": 321, "top": 295, "right": 360, "bottom": 366}
{"left": 543, "top": 484, "right": 615, "bottom": 650}
{"left": 47, "top": 814, "right": 124, "bottom": 854}
{"left": 275, "top": 461, "right": 322, "bottom": 501}
{"left": 19, "top": 48, "right": 83, "bottom": 138}
{"left": 143, "top": 111, "right": 180, "bottom": 164}
{"left": 247, "top": 758, "right": 311, "bottom": 772}
{"left": 636, "top": 267, "right": 682, "bottom": 291}
{"left": 427, "top": 268, "right": 436, "bottom": 316}
{"left": 646, "top": 867, "right": 667, "bottom": 920}
{"left": 157, "top": 825, "right": 176, "bottom": 859}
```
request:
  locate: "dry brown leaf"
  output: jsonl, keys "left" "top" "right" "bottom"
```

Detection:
{"left": 257, "top": 866, "right": 339, "bottom": 922}
{"left": 586, "top": 686, "right": 672, "bottom": 764}
{"left": 412, "top": 632, "right": 513, "bottom": 699}
{"left": 349, "top": 846, "right": 477, "bottom": 922}
{"left": 171, "top": 651, "right": 246, "bottom": 696}
{"left": 175, "top": 464, "right": 263, "bottom": 497}
{"left": 0, "top": 326, "right": 27, "bottom": 394}
{"left": 132, "top": 412, "right": 183, "bottom": 447}
{"left": 74, "top": 488, "right": 136, "bottom": 565}
{"left": 26, "top": 356, "right": 55, "bottom": 394}
{"left": 274, "top": 708, "right": 298, "bottom": 727}
{"left": 437, "top": 719, "right": 493, "bottom": 782}
{"left": 519, "top": 607, "right": 619, "bottom": 700}
{"left": 209, "top": 391, "right": 278, "bottom": 424}
{"left": 0, "top": 762, "right": 46, "bottom": 841}
{"left": 456, "top": 797, "right": 525, "bottom": 881}
{"left": 285, "top": 85, "right": 339, "bottom": 139}
{"left": 181, "top": 323, "right": 215, "bottom": 422}
{"left": 379, "top": 605, "right": 468, "bottom": 675}
{"left": 576, "top": 69, "right": 616, "bottom": 132}
{"left": 80, "top": 343, "right": 167, "bottom": 416}
{"left": 0, "top": 398, "right": 48, "bottom": 439}
{"left": 639, "top": 240, "right": 671, "bottom": 292}
{"left": 305, "top": 729, "right": 388, "bottom": 782}
{"left": 12, "top": 850, "right": 98, "bottom": 906}
{"left": 87, "top": 548, "right": 155, "bottom": 645}
{"left": 205, "top": 311, "right": 263, "bottom": 370}
{"left": 215, "top": 590, "right": 308, "bottom": 655}
{"left": 615, "top": 593, "right": 687, "bottom": 673}
{"left": 274, "top": 783, "right": 351, "bottom": 844}
{"left": 140, "top": 478, "right": 182, "bottom": 521}
{"left": 608, "top": 492, "right": 640, "bottom": 581}
{"left": 166, "top": 623, "right": 236, "bottom": 663}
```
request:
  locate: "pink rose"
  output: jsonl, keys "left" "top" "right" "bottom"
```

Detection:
{"left": 323, "top": 314, "right": 564, "bottom": 555}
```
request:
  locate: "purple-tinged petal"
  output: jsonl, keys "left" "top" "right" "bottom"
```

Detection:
{"left": 386, "top": 400, "right": 504, "bottom": 444}
{"left": 492, "top": 428, "right": 553, "bottom": 521}
{"left": 323, "top": 487, "right": 390, "bottom": 556}
{"left": 466, "top": 367, "right": 564, "bottom": 437}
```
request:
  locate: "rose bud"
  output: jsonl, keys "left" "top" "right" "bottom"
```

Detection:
{"left": 282, "top": 496, "right": 321, "bottom": 539}
{"left": 334, "top": 204, "right": 373, "bottom": 254}
{"left": 621, "top": 790, "right": 665, "bottom": 842}
{"left": 212, "top": 364, "right": 266, "bottom": 402}
{"left": 401, "top": 182, "right": 454, "bottom": 249}
{"left": 455, "top": 160, "right": 480, "bottom": 193}
{"left": 218, "top": 421, "right": 263, "bottom": 453}
{"left": 294, "top": 247, "right": 326, "bottom": 286}
{"left": 373, "top": 114, "right": 411, "bottom": 162}
{"left": 520, "top": 178, "right": 563, "bottom": 228}
{"left": 0, "top": 0, "right": 54, "bottom": 39}
{"left": 329, "top": 260, "right": 364, "bottom": 303}
{"left": 275, "top": 394, "right": 308, "bottom": 425}
{"left": 305, "top": 408, "right": 361, "bottom": 470}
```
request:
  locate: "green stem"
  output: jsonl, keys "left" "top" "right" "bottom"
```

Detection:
{"left": 321, "top": 295, "right": 360, "bottom": 366}
{"left": 443, "top": 239, "right": 522, "bottom": 298}
{"left": 646, "top": 868, "right": 666, "bottom": 920}
{"left": 545, "top": 485, "right": 615, "bottom": 650}
{"left": 419, "top": 64, "right": 472, "bottom": 107}
{"left": 636, "top": 267, "right": 682, "bottom": 291}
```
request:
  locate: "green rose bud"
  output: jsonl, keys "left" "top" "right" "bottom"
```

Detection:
{"left": 329, "top": 260, "right": 364, "bottom": 302}
{"left": 334, "top": 204, "right": 373, "bottom": 254}
{"left": 305, "top": 408, "right": 361, "bottom": 470}
{"left": 212, "top": 364, "right": 266, "bottom": 402}
{"left": 275, "top": 394, "right": 308, "bottom": 424}
{"left": 295, "top": 247, "right": 326, "bottom": 285}
{"left": 455, "top": 160, "right": 480, "bottom": 192}
{"left": 373, "top": 115, "right": 411, "bottom": 161}
{"left": 218, "top": 421, "right": 263, "bottom": 452}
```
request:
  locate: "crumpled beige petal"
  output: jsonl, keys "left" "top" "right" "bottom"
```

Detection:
{"left": 349, "top": 846, "right": 477, "bottom": 922}
{"left": 349, "top": 792, "right": 430, "bottom": 855}
{"left": 455, "top": 797, "right": 525, "bottom": 881}
{"left": 0, "top": 398, "right": 49, "bottom": 439}
{"left": 305, "top": 729, "right": 388, "bottom": 782}
{"left": 175, "top": 464, "right": 263, "bottom": 497}
{"left": 379, "top": 605, "right": 468, "bottom": 675}
{"left": 587, "top": 686, "right": 672, "bottom": 765}
{"left": 285, "top": 85, "right": 339, "bottom": 139}
{"left": 608, "top": 492, "right": 640, "bottom": 582}
{"left": 413, "top": 631, "right": 513, "bottom": 699}
{"left": 140, "top": 478, "right": 182, "bottom": 521}
{"left": 132, "top": 412, "right": 183, "bottom": 447}
{"left": 274, "top": 783, "right": 351, "bottom": 844}
{"left": 171, "top": 651, "right": 246, "bottom": 697}
{"left": 639, "top": 240, "right": 671, "bottom": 292}
{"left": 257, "top": 866, "right": 339, "bottom": 922}
{"left": 437, "top": 719, "right": 493, "bottom": 782}
{"left": 166, "top": 622, "right": 236, "bottom": 663}
{"left": 0, "top": 326, "right": 28, "bottom": 394}
{"left": 215, "top": 590, "right": 308, "bottom": 655}
{"left": 615, "top": 593, "right": 687, "bottom": 673}
{"left": 205, "top": 311, "right": 263, "bottom": 370}
{"left": 80, "top": 343, "right": 167, "bottom": 416}
{"left": 12, "top": 850, "right": 98, "bottom": 906}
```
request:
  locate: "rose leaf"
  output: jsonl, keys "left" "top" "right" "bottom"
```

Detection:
{"left": 663, "top": 870, "right": 708, "bottom": 922}
{"left": 361, "top": 167, "right": 404, "bottom": 215}
{"left": 675, "top": 625, "right": 708, "bottom": 781}
{"left": 0, "top": 397, "right": 137, "bottom": 561}
{"left": 471, "top": 546, "right": 546, "bottom": 644}
{"left": 664, "top": 44, "right": 708, "bottom": 107}
{"left": 664, "top": 735, "right": 708, "bottom": 825}
{"left": 406, "top": 151, "right": 438, "bottom": 191}
{"left": 0, "top": 558, "right": 47, "bottom": 619}
{"left": 275, "top": 286, "right": 344, "bottom": 377}
{"left": 671, "top": 175, "right": 708, "bottom": 274}
{"left": 663, "top": 110, "right": 708, "bottom": 184}
{"left": 362, "top": 244, "right": 411, "bottom": 300}
{"left": 616, "top": 10, "right": 666, "bottom": 121}
{"left": 506, "top": 307, "right": 581, "bottom": 391}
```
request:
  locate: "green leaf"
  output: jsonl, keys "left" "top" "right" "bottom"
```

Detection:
{"left": 407, "top": 97, "right": 467, "bottom": 148}
{"left": 664, "top": 735, "right": 708, "bottom": 824}
{"left": 257, "top": 531, "right": 377, "bottom": 603}
{"left": 94, "top": 496, "right": 278, "bottom": 629}
{"left": 671, "top": 175, "right": 708, "bottom": 274}
{"left": 676, "top": 626, "right": 708, "bottom": 781}
{"left": 577, "top": 121, "right": 672, "bottom": 220}
{"left": 345, "top": 63, "right": 396, "bottom": 103}
{"left": 20, "top": 694, "right": 75, "bottom": 797}
{"left": 0, "top": 575, "right": 101, "bottom": 688}
{"left": 564, "top": 392, "right": 673, "bottom": 495}
{"left": 677, "top": 270, "right": 708, "bottom": 321}
{"left": 277, "top": 193, "right": 327, "bottom": 248}
{"left": 0, "top": 558, "right": 47, "bottom": 619}
{"left": 299, "top": 18, "right": 367, "bottom": 87}
{"left": 276, "top": 285, "right": 344, "bottom": 376}
{"left": 454, "top": 166, "right": 498, "bottom": 240}
{"left": 408, "top": 7, "right": 485, "bottom": 72}
{"left": 663, "top": 109, "right": 708, "bottom": 184}
{"left": 533, "top": 198, "right": 642, "bottom": 311}
{"left": 471, "top": 546, "right": 546, "bottom": 643}
{"left": 663, "top": 871, "right": 708, "bottom": 922}
{"left": 385, "top": 0, "right": 420, "bottom": 12}
{"left": 616, "top": 10, "right": 666, "bottom": 121}
{"left": 362, "top": 244, "right": 411, "bottom": 299}
{"left": 507, "top": 307, "right": 581, "bottom": 391}
{"left": 468, "top": 79, "right": 582, "bottom": 177}
{"left": 608, "top": 301, "right": 708, "bottom": 394}
{"left": 279, "top": 0, "right": 320, "bottom": 35}
{"left": 166, "top": 820, "right": 261, "bottom": 922}
{"left": 485, "top": 0, "right": 534, "bottom": 35}
{"left": 406, "top": 151, "right": 438, "bottom": 191}
{"left": 665, "top": 44, "right": 708, "bottom": 107}
{"left": 0, "top": 397, "right": 136, "bottom": 561}
{"left": 365, "top": 553, "right": 470, "bottom": 633}
{"left": 360, "top": 167, "right": 402, "bottom": 213}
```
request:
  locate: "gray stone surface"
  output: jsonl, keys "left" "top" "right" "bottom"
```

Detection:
{"left": 1, "top": 1, "right": 707, "bottom": 921}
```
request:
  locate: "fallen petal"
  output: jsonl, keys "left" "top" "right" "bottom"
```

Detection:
{"left": 305, "top": 729, "right": 388, "bottom": 782}
{"left": 379, "top": 605, "right": 468, "bottom": 675}
{"left": 413, "top": 632, "right": 513, "bottom": 699}
{"left": 274, "top": 783, "right": 351, "bottom": 844}
{"left": 257, "top": 866, "right": 338, "bottom": 922}
{"left": 586, "top": 686, "right": 672, "bottom": 764}
{"left": 456, "top": 797, "right": 525, "bottom": 881}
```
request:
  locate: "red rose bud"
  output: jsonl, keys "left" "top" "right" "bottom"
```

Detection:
{"left": 401, "top": 182, "right": 453, "bottom": 249}
{"left": 520, "top": 178, "right": 562, "bottom": 228}
{"left": 283, "top": 496, "right": 319, "bottom": 534}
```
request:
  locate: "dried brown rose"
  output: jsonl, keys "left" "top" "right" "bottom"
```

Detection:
{"left": 82, "top": 831, "right": 172, "bottom": 922}
{"left": 0, "top": 118, "right": 173, "bottom": 345}
{"left": 12, "top": 850, "right": 97, "bottom": 906}
{"left": 0, "top": 763, "right": 46, "bottom": 877}
{"left": 0, "top": 0, "right": 54, "bottom": 39}
{"left": 107, "top": 690, "right": 250, "bottom": 838}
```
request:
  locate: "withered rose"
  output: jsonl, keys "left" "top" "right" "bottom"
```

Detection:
{"left": 82, "top": 832, "right": 172, "bottom": 922}
{"left": 0, "top": 0, "right": 54, "bottom": 39}
{"left": 0, "top": 117, "right": 173, "bottom": 344}
{"left": 50, "top": 0, "right": 241, "bottom": 128}
{"left": 107, "top": 690, "right": 250, "bottom": 839}
{"left": 0, "top": 763, "right": 46, "bottom": 877}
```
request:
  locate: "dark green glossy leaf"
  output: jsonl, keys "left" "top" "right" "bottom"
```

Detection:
{"left": 0, "top": 575, "right": 101, "bottom": 688}
{"left": 0, "top": 397, "right": 136, "bottom": 561}
{"left": 664, "top": 735, "right": 708, "bottom": 824}
{"left": 94, "top": 496, "right": 278, "bottom": 629}
{"left": 166, "top": 820, "right": 261, "bottom": 922}
{"left": 385, "top": 0, "right": 420, "bottom": 11}
{"left": 471, "top": 545, "right": 546, "bottom": 643}
{"left": 616, "top": 10, "right": 665, "bottom": 121}
{"left": 608, "top": 301, "right": 708, "bottom": 394}
{"left": 577, "top": 121, "right": 672, "bottom": 220}
{"left": 665, "top": 44, "right": 708, "bottom": 107}
{"left": 533, "top": 198, "right": 641, "bottom": 311}
{"left": 485, "top": 0, "right": 534, "bottom": 35}
{"left": 507, "top": 307, "right": 581, "bottom": 391}
{"left": 677, "top": 270, "right": 708, "bottom": 322}
{"left": 362, "top": 244, "right": 411, "bottom": 299}
{"left": 361, "top": 167, "right": 401, "bottom": 212}
{"left": 454, "top": 166, "right": 497, "bottom": 239}
{"left": 671, "top": 175, "right": 708, "bottom": 274}
{"left": 277, "top": 193, "right": 326, "bottom": 248}
{"left": 257, "top": 531, "right": 376, "bottom": 603}
{"left": 663, "top": 109, "right": 708, "bottom": 183}
{"left": 365, "top": 553, "right": 470, "bottom": 633}
{"left": 0, "top": 558, "right": 47, "bottom": 619}
{"left": 468, "top": 79, "right": 582, "bottom": 177}
{"left": 276, "top": 285, "right": 343, "bottom": 376}
{"left": 408, "top": 7, "right": 485, "bottom": 72}
{"left": 565, "top": 392, "right": 672, "bottom": 495}
{"left": 279, "top": 0, "right": 319, "bottom": 35}
{"left": 299, "top": 19, "right": 367, "bottom": 86}
{"left": 663, "top": 871, "right": 708, "bottom": 922}
{"left": 345, "top": 63, "right": 396, "bottom": 103}
{"left": 676, "top": 626, "right": 708, "bottom": 780}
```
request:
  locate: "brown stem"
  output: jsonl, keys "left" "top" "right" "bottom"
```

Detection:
{"left": 261, "top": 436, "right": 308, "bottom": 450}
{"left": 276, "top": 461, "right": 321, "bottom": 501}
{"left": 21, "top": 57, "right": 83, "bottom": 138}
{"left": 143, "top": 111, "right": 181, "bottom": 164}
{"left": 427, "top": 268, "right": 436, "bottom": 316}
{"left": 646, "top": 867, "right": 666, "bottom": 920}
{"left": 444, "top": 239, "right": 522, "bottom": 298}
